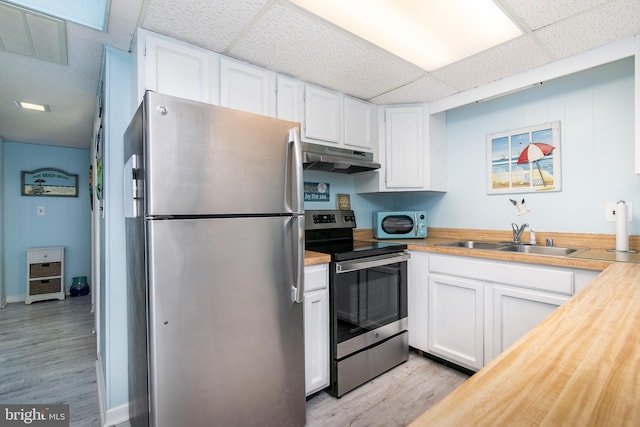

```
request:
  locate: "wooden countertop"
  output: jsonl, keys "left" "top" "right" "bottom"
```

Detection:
{"left": 352, "top": 228, "right": 640, "bottom": 271}
{"left": 410, "top": 262, "right": 640, "bottom": 426}
{"left": 304, "top": 250, "right": 330, "bottom": 266}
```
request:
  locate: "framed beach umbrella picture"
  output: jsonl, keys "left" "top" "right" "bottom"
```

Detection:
{"left": 486, "top": 121, "right": 561, "bottom": 194}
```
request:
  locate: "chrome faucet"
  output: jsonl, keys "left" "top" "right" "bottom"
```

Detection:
{"left": 511, "top": 223, "right": 528, "bottom": 243}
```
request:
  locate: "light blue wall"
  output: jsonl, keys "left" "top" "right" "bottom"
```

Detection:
{"left": 303, "top": 170, "right": 395, "bottom": 228}
{"left": 2, "top": 142, "right": 90, "bottom": 299}
{"left": 99, "top": 46, "right": 132, "bottom": 411}
{"left": 394, "top": 57, "right": 640, "bottom": 235}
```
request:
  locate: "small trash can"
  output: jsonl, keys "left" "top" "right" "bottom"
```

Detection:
{"left": 70, "top": 276, "right": 90, "bottom": 296}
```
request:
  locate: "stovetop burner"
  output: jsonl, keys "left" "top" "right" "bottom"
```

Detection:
{"left": 304, "top": 209, "right": 407, "bottom": 261}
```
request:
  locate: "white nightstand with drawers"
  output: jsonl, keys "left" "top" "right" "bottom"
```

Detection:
{"left": 26, "top": 247, "right": 65, "bottom": 304}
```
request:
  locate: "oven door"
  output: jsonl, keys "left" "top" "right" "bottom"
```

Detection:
{"left": 331, "top": 252, "right": 410, "bottom": 359}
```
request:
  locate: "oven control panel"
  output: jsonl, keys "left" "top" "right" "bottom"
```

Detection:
{"left": 305, "top": 210, "right": 356, "bottom": 229}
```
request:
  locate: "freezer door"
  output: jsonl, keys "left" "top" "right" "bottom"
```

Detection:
{"left": 146, "top": 216, "right": 305, "bottom": 427}
{"left": 143, "top": 91, "right": 303, "bottom": 216}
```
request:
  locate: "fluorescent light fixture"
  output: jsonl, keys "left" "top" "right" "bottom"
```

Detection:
{"left": 290, "top": 0, "right": 523, "bottom": 71}
{"left": 15, "top": 100, "right": 50, "bottom": 112}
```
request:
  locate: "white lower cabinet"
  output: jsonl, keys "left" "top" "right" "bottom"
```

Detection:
{"left": 486, "top": 285, "right": 568, "bottom": 363}
{"left": 304, "top": 264, "right": 329, "bottom": 396}
{"left": 407, "top": 251, "right": 429, "bottom": 351}
{"left": 410, "top": 253, "right": 601, "bottom": 371}
{"left": 428, "top": 273, "right": 484, "bottom": 371}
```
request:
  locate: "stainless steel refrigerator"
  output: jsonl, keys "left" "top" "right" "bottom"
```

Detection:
{"left": 123, "top": 91, "right": 305, "bottom": 427}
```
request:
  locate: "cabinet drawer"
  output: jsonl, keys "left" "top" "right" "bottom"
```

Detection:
{"left": 30, "top": 278, "right": 61, "bottom": 295}
{"left": 30, "top": 262, "right": 61, "bottom": 278}
{"left": 429, "top": 254, "right": 574, "bottom": 295}
{"left": 305, "top": 264, "right": 328, "bottom": 292}
{"left": 29, "top": 249, "right": 62, "bottom": 263}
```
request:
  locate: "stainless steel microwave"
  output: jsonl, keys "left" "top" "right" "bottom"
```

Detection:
{"left": 373, "top": 211, "right": 427, "bottom": 239}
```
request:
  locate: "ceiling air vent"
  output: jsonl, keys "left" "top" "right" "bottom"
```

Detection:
{"left": 0, "top": 1, "right": 67, "bottom": 64}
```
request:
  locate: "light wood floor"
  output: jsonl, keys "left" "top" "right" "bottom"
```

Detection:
{"left": 306, "top": 353, "right": 469, "bottom": 427}
{"left": 0, "top": 296, "right": 467, "bottom": 427}
{"left": 0, "top": 295, "right": 100, "bottom": 427}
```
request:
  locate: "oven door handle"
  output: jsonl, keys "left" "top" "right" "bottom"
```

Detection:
{"left": 335, "top": 252, "right": 411, "bottom": 274}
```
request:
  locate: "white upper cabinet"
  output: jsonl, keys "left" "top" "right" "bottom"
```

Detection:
{"left": 302, "top": 84, "right": 377, "bottom": 152}
{"left": 344, "top": 96, "right": 376, "bottom": 150}
{"left": 220, "top": 57, "right": 276, "bottom": 117}
{"left": 276, "top": 74, "right": 303, "bottom": 124}
{"left": 134, "top": 29, "right": 218, "bottom": 109}
{"left": 355, "top": 105, "right": 447, "bottom": 193}
{"left": 385, "top": 106, "right": 424, "bottom": 189}
{"left": 304, "top": 84, "right": 343, "bottom": 144}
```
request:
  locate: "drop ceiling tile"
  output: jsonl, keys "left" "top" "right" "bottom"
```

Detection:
{"left": 534, "top": 0, "right": 640, "bottom": 59}
{"left": 228, "top": 2, "right": 425, "bottom": 100}
{"left": 368, "top": 75, "right": 458, "bottom": 105}
{"left": 501, "top": 0, "right": 611, "bottom": 30}
{"left": 142, "top": 0, "right": 269, "bottom": 52}
{"left": 431, "top": 35, "right": 553, "bottom": 92}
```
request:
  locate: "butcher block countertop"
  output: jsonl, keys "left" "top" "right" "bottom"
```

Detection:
{"left": 353, "top": 228, "right": 640, "bottom": 270}
{"left": 304, "top": 250, "right": 330, "bottom": 266}
{"left": 410, "top": 262, "right": 640, "bottom": 426}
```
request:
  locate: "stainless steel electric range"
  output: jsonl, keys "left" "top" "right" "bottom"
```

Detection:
{"left": 305, "top": 209, "right": 410, "bottom": 397}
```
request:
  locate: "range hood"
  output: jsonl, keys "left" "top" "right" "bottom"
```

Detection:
{"left": 302, "top": 142, "right": 381, "bottom": 174}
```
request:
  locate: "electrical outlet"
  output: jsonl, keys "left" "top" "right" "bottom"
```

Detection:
{"left": 605, "top": 202, "right": 633, "bottom": 223}
{"left": 37, "top": 206, "right": 45, "bottom": 216}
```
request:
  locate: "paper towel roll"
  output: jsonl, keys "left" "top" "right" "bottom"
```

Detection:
{"left": 615, "top": 200, "right": 629, "bottom": 252}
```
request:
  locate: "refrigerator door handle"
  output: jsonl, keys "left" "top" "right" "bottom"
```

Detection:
{"left": 286, "top": 127, "right": 304, "bottom": 214}
{"left": 290, "top": 215, "right": 305, "bottom": 303}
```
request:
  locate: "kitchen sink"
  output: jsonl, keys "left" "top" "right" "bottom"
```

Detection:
{"left": 498, "top": 244, "right": 580, "bottom": 256}
{"left": 436, "top": 240, "right": 582, "bottom": 257}
{"left": 437, "top": 240, "right": 509, "bottom": 250}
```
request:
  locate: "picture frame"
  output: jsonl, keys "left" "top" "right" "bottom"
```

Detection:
{"left": 304, "top": 181, "right": 330, "bottom": 201}
{"left": 487, "top": 120, "right": 561, "bottom": 194}
{"left": 22, "top": 168, "right": 79, "bottom": 197}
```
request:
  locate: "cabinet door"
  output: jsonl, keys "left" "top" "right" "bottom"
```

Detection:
{"left": 276, "top": 75, "right": 303, "bottom": 123}
{"left": 385, "top": 107, "right": 424, "bottom": 189}
{"left": 408, "top": 251, "right": 429, "bottom": 351}
{"left": 220, "top": 57, "right": 276, "bottom": 117}
{"left": 344, "top": 96, "right": 375, "bottom": 150}
{"left": 304, "top": 84, "right": 342, "bottom": 144}
{"left": 145, "top": 34, "right": 211, "bottom": 103}
{"left": 489, "top": 286, "right": 568, "bottom": 363}
{"left": 304, "top": 288, "right": 329, "bottom": 396}
{"left": 428, "top": 273, "right": 483, "bottom": 370}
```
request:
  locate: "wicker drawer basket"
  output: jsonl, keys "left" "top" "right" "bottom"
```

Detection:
{"left": 30, "top": 278, "right": 61, "bottom": 295}
{"left": 29, "top": 262, "right": 62, "bottom": 278}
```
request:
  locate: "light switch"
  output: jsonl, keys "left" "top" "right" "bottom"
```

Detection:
{"left": 37, "top": 206, "right": 45, "bottom": 216}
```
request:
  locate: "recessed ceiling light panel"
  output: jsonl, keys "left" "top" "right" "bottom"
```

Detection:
{"left": 290, "top": 0, "right": 523, "bottom": 71}
{"left": 15, "top": 100, "right": 50, "bottom": 112}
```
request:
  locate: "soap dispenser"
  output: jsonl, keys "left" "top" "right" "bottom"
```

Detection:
{"left": 529, "top": 228, "right": 536, "bottom": 245}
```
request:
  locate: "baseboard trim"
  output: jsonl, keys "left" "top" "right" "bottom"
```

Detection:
{"left": 96, "top": 356, "right": 130, "bottom": 427}
{"left": 5, "top": 294, "right": 25, "bottom": 304}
